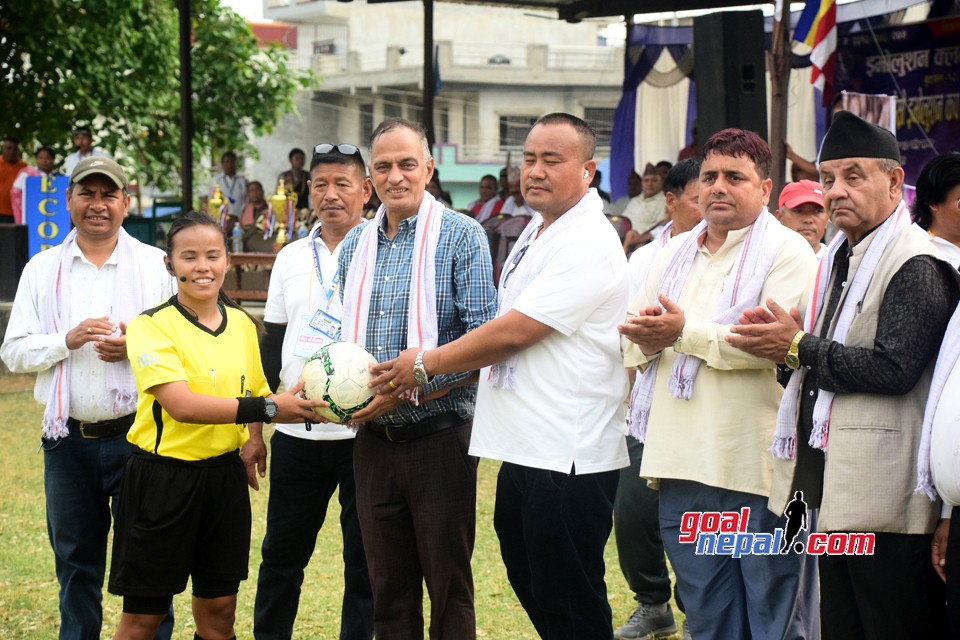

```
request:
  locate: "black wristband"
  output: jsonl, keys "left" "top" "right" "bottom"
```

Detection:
{"left": 236, "top": 396, "right": 267, "bottom": 424}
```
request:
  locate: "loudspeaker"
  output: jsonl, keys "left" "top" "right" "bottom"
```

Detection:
{"left": 693, "top": 10, "right": 768, "bottom": 142}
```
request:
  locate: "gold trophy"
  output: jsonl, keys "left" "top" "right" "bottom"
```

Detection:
{"left": 209, "top": 184, "right": 224, "bottom": 219}
{"left": 271, "top": 179, "right": 288, "bottom": 251}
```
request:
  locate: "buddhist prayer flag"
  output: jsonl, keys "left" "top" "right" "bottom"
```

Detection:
{"left": 795, "top": 0, "right": 837, "bottom": 96}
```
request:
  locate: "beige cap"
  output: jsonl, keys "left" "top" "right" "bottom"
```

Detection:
{"left": 70, "top": 156, "right": 127, "bottom": 190}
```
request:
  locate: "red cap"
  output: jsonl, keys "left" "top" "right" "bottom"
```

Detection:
{"left": 778, "top": 180, "right": 824, "bottom": 210}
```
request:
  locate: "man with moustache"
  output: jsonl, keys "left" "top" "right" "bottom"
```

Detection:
{"left": 729, "top": 111, "right": 958, "bottom": 639}
{"left": 619, "top": 129, "right": 815, "bottom": 640}
{"left": 247, "top": 143, "right": 374, "bottom": 639}
{"left": 2, "top": 157, "right": 174, "bottom": 639}
{"left": 338, "top": 119, "right": 497, "bottom": 639}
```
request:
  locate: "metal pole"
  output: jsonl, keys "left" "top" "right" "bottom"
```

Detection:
{"left": 423, "top": 0, "right": 436, "bottom": 149}
{"left": 178, "top": 0, "right": 194, "bottom": 213}
{"left": 769, "top": 0, "right": 791, "bottom": 204}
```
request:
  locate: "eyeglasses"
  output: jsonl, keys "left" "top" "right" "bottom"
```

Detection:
{"left": 313, "top": 143, "right": 364, "bottom": 162}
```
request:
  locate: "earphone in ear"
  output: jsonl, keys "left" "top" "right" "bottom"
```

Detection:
{"left": 584, "top": 170, "right": 589, "bottom": 179}
{"left": 165, "top": 261, "right": 187, "bottom": 282}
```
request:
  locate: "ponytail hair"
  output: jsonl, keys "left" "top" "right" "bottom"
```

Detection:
{"left": 166, "top": 211, "right": 265, "bottom": 334}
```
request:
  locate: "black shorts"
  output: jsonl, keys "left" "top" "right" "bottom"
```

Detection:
{"left": 108, "top": 448, "right": 251, "bottom": 600}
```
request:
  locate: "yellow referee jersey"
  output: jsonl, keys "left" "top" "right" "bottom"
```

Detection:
{"left": 126, "top": 296, "right": 270, "bottom": 461}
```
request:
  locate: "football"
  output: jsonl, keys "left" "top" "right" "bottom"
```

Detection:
{"left": 301, "top": 341, "right": 378, "bottom": 424}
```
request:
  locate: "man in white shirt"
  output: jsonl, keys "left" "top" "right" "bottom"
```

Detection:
{"left": 621, "top": 163, "right": 667, "bottom": 235}
{"left": 244, "top": 142, "right": 373, "bottom": 639}
{"left": 210, "top": 151, "right": 248, "bottom": 220}
{"left": 1, "top": 157, "right": 174, "bottom": 640}
{"left": 619, "top": 128, "right": 815, "bottom": 640}
{"left": 62, "top": 125, "right": 112, "bottom": 176}
{"left": 775, "top": 179, "right": 829, "bottom": 258}
{"left": 499, "top": 166, "right": 534, "bottom": 217}
{"left": 369, "top": 113, "right": 630, "bottom": 638}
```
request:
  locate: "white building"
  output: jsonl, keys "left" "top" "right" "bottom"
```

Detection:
{"left": 251, "top": 0, "right": 623, "bottom": 208}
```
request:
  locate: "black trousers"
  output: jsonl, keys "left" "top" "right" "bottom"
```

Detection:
{"left": 613, "top": 437, "right": 681, "bottom": 609}
{"left": 819, "top": 531, "right": 946, "bottom": 640}
{"left": 494, "top": 462, "right": 619, "bottom": 640}
{"left": 253, "top": 432, "right": 373, "bottom": 640}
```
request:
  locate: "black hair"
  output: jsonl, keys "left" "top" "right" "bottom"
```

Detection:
{"left": 309, "top": 152, "right": 367, "bottom": 178}
{"left": 166, "top": 211, "right": 264, "bottom": 333}
{"left": 2, "top": 135, "right": 20, "bottom": 145}
{"left": 481, "top": 174, "right": 498, "bottom": 184}
{"left": 220, "top": 150, "right": 238, "bottom": 162}
{"left": 912, "top": 152, "right": 960, "bottom": 231}
{"left": 288, "top": 147, "right": 305, "bottom": 161}
{"left": 656, "top": 160, "right": 673, "bottom": 171}
{"left": 36, "top": 145, "right": 55, "bottom": 157}
{"left": 664, "top": 158, "right": 702, "bottom": 197}
{"left": 532, "top": 113, "right": 597, "bottom": 160}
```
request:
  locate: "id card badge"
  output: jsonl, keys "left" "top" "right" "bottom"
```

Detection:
{"left": 309, "top": 309, "right": 341, "bottom": 338}
{"left": 293, "top": 311, "right": 336, "bottom": 358}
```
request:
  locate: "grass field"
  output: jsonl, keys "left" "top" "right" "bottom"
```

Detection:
{"left": 0, "top": 374, "right": 683, "bottom": 638}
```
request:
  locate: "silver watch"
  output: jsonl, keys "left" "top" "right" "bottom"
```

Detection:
{"left": 263, "top": 397, "right": 278, "bottom": 423}
{"left": 413, "top": 351, "right": 433, "bottom": 386}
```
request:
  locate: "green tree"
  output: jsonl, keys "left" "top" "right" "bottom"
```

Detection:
{"left": 0, "top": 0, "right": 309, "bottom": 197}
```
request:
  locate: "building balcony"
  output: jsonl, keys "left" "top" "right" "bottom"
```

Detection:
{"left": 311, "top": 40, "right": 623, "bottom": 91}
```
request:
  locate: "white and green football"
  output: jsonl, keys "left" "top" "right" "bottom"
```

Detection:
{"left": 301, "top": 341, "right": 377, "bottom": 424}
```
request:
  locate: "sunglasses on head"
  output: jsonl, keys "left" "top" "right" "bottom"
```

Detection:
{"left": 313, "top": 143, "right": 363, "bottom": 159}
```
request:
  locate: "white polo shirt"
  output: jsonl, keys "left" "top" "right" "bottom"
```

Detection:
{"left": 264, "top": 222, "right": 365, "bottom": 440}
{"left": 470, "top": 205, "right": 630, "bottom": 474}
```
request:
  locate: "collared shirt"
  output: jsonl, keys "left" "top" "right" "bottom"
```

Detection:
{"left": 337, "top": 210, "right": 497, "bottom": 425}
{"left": 471, "top": 202, "right": 631, "bottom": 474}
{"left": 930, "top": 234, "right": 960, "bottom": 270}
{"left": 622, "top": 192, "right": 666, "bottom": 233}
{"left": 62, "top": 148, "right": 112, "bottom": 177}
{"left": 264, "top": 221, "right": 366, "bottom": 440}
{"left": 1, "top": 240, "right": 175, "bottom": 422}
{"left": 625, "top": 223, "right": 815, "bottom": 496}
{"left": 210, "top": 172, "right": 248, "bottom": 218}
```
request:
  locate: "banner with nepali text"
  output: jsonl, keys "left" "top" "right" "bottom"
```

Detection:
{"left": 834, "top": 15, "right": 960, "bottom": 184}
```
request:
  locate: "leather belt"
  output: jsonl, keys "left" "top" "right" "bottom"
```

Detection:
{"left": 365, "top": 411, "right": 465, "bottom": 443}
{"left": 67, "top": 414, "right": 136, "bottom": 439}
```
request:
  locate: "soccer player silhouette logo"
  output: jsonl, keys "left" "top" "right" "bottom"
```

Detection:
{"left": 780, "top": 491, "right": 807, "bottom": 554}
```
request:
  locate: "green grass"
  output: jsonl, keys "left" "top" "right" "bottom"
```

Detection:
{"left": 0, "top": 374, "right": 682, "bottom": 638}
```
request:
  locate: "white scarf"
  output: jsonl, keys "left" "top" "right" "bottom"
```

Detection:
{"left": 916, "top": 306, "right": 960, "bottom": 499}
{"left": 488, "top": 190, "right": 604, "bottom": 390}
{"left": 772, "top": 201, "right": 911, "bottom": 459}
{"left": 627, "top": 209, "right": 780, "bottom": 441}
{"left": 341, "top": 192, "right": 445, "bottom": 402}
{"left": 42, "top": 228, "right": 143, "bottom": 439}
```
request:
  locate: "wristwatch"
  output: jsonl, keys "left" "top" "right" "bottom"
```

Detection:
{"left": 784, "top": 331, "right": 805, "bottom": 370}
{"left": 413, "top": 351, "right": 433, "bottom": 386}
{"left": 263, "top": 397, "right": 278, "bottom": 423}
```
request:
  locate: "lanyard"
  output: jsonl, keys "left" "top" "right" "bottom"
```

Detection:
{"left": 310, "top": 226, "right": 340, "bottom": 309}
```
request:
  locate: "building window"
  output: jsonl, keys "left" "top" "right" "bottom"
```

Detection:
{"left": 383, "top": 95, "right": 402, "bottom": 119}
{"left": 499, "top": 115, "right": 538, "bottom": 150}
{"left": 584, "top": 107, "right": 615, "bottom": 148}
{"left": 439, "top": 107, "right": 449, "bottom": 143}
{"left": 359, "top": 103, "right": 373, "bottom": 141}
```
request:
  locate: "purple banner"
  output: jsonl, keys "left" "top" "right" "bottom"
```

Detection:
{"left": 835, "top": 16, "right": 960, "bottom": 184}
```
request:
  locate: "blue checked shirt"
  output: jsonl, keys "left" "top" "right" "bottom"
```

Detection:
{"left": 338, "top": 210, "right": 497, "bottom": 425}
